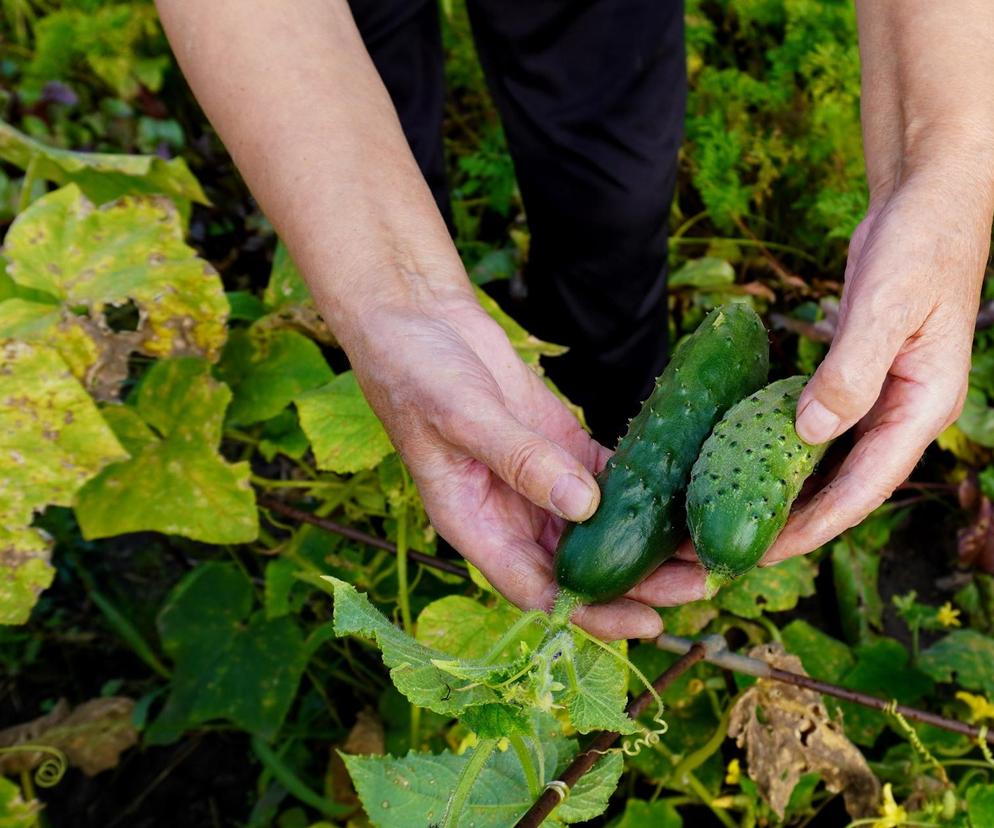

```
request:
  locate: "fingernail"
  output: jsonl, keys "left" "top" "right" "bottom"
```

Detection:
{"left": 551, "top": 474, "right": 597, "bottom": 521}
{"left": 796, "top": 399, "right": 840, "bottom": 444}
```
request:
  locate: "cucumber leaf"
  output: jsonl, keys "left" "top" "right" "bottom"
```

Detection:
{"left": 296, "top": 371, "right": 394, "bottom": 474}
{"left": 344, "top": 712, "right": 623, "bottom": 827}
{"left": 919, "top": 629, "right": 994, "bottom": 696}
{"left": 715, "top": 556, "right": 816, "bottom": 618}
{"left": 146, "top": 562, "right": 306, "bottom": 745}
{"left": 320, "top": 577, "right": 638, "bottom": 737}
{"left": 74, "top": 358, "right": 257, "bottom": 544}
{"left": 0, "top": 340, "right": 126, "bottom": 624}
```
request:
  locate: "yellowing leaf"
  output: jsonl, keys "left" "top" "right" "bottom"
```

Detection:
{"left": 74, "top": 358, "right": 257, "bottom": 544}
{"left": 0, "top": 120, "right": 208, "bottom": 206}
{"left": 2, "top": 184, "right": 227, "bottom": 398}
{"left": 296, "top": 371, "right": 394, "bottom": 473}
{"left": 0, "top": 340, "right": 126, "bottom": 624}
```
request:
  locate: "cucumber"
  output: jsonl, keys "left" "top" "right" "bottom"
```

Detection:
{"left": 553, "top": 304, "right": 769, "bottom": 605}
{"left": 686, "top": 375, "right": 829, "bottom": 594}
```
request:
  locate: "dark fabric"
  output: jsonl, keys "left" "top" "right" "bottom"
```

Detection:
{"left": 348, "top": 0, "right": 686, "bottom": 445}
{"left": 348, "top": 0, "right": 452, "bottom": 226}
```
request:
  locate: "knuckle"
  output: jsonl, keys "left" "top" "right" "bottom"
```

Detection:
{"left": 501, "top": 438, "right": 549, "bottom": 494}
{"left": 813, "top": 360, "right": 878, "bottom": 416}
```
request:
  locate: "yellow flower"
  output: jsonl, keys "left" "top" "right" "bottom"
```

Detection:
{"left": 724, "top": 758, "right": 741, "bottom": 786}
{"left": 957, "top": 691, "right": 994, "bottom": 724}
{"left": 872, "top": 783, "right": 908, "bottom": 828}
{"left": 936, "top": 602, "right": 962, "bottom": 628}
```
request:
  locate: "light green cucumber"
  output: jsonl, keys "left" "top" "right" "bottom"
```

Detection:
{"left": 687, "top": 375, "right": 830, "bottom": 595}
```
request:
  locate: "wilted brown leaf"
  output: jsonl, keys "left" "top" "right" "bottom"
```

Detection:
{"left": 0, "top": 697, "right": 138, "bottom": 776}
{"left": 728, "top": 643, "right": 880, "bottom": 819}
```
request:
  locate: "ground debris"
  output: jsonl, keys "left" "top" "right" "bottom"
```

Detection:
{"left": 0, "top": 696, "right": 138, "bottom": 776}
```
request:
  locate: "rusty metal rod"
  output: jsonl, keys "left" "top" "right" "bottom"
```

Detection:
{"left": 256, "top": 494, "right": 470, "bottom": 578}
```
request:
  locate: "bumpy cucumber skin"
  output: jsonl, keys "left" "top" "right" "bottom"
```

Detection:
{"left": 554, "top": 304, "right": 769, "bottom": 604}
{"left": 687, "top": 375, "right": 829, "bottom": 586}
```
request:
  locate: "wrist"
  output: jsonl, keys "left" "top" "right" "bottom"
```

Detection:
{"left": 318, "top": 262, "right": 478, "bottom": 357}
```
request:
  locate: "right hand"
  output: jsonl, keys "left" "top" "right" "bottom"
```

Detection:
{"left": 344, "top": 292, "right": 703, "bottom": 639}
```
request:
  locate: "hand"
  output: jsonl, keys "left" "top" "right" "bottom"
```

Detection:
{"left": 345, "top": 292, "right": 704, "bottom": 639}
{"left": 762, "top": 172, "right": 992, "bottom": 564}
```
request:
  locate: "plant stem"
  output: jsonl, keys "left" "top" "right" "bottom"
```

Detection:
{"left": 549, "top": 589, "right": 582, "bottom": 629}
{"left": 479, "top": 610, "right": 547, "bottom": 664}
{"left": 250, "top": 736, "right": 349, "bottom": 818}
{"left": 441, "top": 739, "right": 498, "bottom": 828}
{"left": 16, "top": 155, "right": 39, "bottom": 214}
{"left": 510, "top": 734, "right": 541, "bottom": 798}
{"left": 395, "top": 468, "right": 418, "bottom": 749}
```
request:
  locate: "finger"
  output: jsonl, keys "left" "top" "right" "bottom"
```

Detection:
{"left": 764, "top": 374, "right": 954, "bottom": 564}
{"left": 626, "top": 558, "right": 709, "bottom": 606}
{"left": 461, "top": 532, "right": 662, "bottom": 641}
{"left": 572, "top": 600, "right": 663, "bottom": 642}
{"left": 795, "top": 287, "right": 913, "bottom": 445}
{"left": 437, "top": 392, "right": 601, "bottom": 522}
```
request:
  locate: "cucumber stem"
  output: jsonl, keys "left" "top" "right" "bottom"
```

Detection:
{"left": 704, "top": 570, "right": 732, "bottom": 600}
{"left": 549, "top": 589, "right": 583, "bottom": 629}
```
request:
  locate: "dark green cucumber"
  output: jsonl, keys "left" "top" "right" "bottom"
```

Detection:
{"left": 687, "top": 375, "right": 829, "bottom": 595}
{"left": 553, "top": 304, "right": 769, "bottom": 605}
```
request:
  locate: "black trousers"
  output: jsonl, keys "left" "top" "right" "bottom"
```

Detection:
{"left": 349, "top": 0, "right": 686, "bottom": 445}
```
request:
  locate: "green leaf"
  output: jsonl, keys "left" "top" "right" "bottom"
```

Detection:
{"left": 832, "top": 535, "right": 884, "bottom": 643}
{"left": 780, "top": 620, "right": 854, "bottom": 684}
{"left": 416, "top": 596, "right": 545, "bottom": 661}
{"left": 919, "top": 629, "right": 994, "bottom": 696}
{"left": 658, "top": 601, "right": 718, "bottom": 637}
{"left": 324, "top": 575, "right": 518, "bottom": 734}
{"left": 75, "top": 358, "right": 258, "bottom": 544}
{"left": 323, "top": 577, "right": 637, "bottom": 737}
{"left": 836, "top": 637, "right": 933, "bottom": 745}
{"left": 474, "top": 286, "right": 567, "bottom": 366}
{"left": 225, "top": 291, "right": 266, "bottom": 322}
{"left": 344, "top": 712, "right": 622, "bottom": 827}
{"left": 564, "top": 634, "right": 638, "bottom": 735}
{"left": 264, "top": 558, "right": 299, "bottom": 620}
{"left": 2, "top": 184, "right": 227, "bottom": 398}
{"left": 0, "top": 777, "right": 40, "bottom": 828}
{"left": 669, "top": 257, "right": 735, "bottom": 290}
{"left": 218, "top": 328, "right": 332, "bottom": 426}
{"left": 611, "top": 799, "right": 683, "bottom": 828}
{"left": 959, "top": 387, "right": 994, "bottom": 448}
{"left": 968, "top": 784, "right": 994, "bottom": 828}
{"left": 147, "top": 562, "right": 306, "bottom": 744}
{"left": 296, "top": 372, "right": 394, "bottom": 473}
{"left": 715, "top": 556, "right": 816, "bottom": 618}
{"left": 0, "top": 340, "right": 126, "bottom": 624}
{"left": 469, "top": 247, "right": 516, "bottom": 285}
{"left": 263, "top": 242, "right": 312, "bottom": 310}
{"left": 0, "top": 120, "right": 208, "bottom": 206}
{"left": 258, "top": 408, "right": 311, "bottom": 462}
